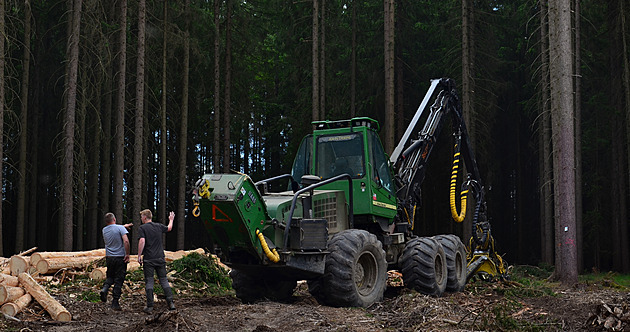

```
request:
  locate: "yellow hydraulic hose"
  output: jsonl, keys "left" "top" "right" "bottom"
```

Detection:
{"left": 256, "top": 229, "right": 280, "bottom": 263}
{"left": 450, "top": 146, "right": 468, "bottom": 223}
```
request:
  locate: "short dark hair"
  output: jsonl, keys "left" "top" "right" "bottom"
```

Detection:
{"left": 104, "top": 212, "right": 115, "bottom": 224}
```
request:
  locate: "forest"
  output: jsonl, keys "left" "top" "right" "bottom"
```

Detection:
{"left": 0, "top": 0, "right": 624, "bottom": 276}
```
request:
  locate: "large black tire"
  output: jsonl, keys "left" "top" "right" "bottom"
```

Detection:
{"left": 400, "top": 236, "right": 447, "bottom": 297}
{"left": 230, "top": 269, "right": 297, "bottom": 303}
{"left": 433, "top": 234, "right": 467, "bottom": 292}
{"left": 307, "top": 229, "right": 387, "bottom": 307}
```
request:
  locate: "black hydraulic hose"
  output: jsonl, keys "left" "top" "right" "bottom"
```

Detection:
{"left": 471, "top": 189, "right": 489, "bottom": 246}
{"left": 282, "top": 174, "right": 354, "bottom": 251}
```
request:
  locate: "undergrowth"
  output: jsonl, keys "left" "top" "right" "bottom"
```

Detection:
{"left": 168, "top": 252, "right": 232, "bottom": 296}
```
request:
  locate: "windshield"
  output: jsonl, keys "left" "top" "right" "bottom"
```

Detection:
{"left": 315, "top": 133, "right": 365, "bottom": 179}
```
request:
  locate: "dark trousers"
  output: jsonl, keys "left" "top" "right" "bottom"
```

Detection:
{"left": 103, "top": 257, "right": 127, "bottom": 300}
{"left": 143, "top": 262, "right": 173, "bottom": 300}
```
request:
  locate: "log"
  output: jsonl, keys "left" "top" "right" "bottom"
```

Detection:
{"left": 89, "top": 261, "right": 141, "bottom": 281}
{"left": 1, "top": 293, "right": 32, "bottom": 317}
{"left": 0, "top": 274, "right": 19, "bottom": 287}
{"left": 18, "top": 273, "right": 71, "bottom": 322}
{"left": 164, "top": 248, "right": 205, "bottom": 262}
{"left": 10, "top": 256, "right": 30, "bottom": 276}
{"left": 36, "top": 256, "right": 102, "bottom": 275}
{"left": 0, "top": 285, "right": 25, "bottom": 305}
{"left": 30, "top": 249, "right": 106, "bottom": 266}
{"left": 17, "top": 246, "right": 38, "bottom": 256}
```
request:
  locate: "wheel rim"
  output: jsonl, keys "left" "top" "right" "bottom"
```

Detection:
{"left": 355, "top": 251, "right": 378, "bottom": 296}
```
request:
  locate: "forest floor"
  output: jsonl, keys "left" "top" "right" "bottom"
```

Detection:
{"left": 1, "top": 263, "right": 629, "bottom": 332}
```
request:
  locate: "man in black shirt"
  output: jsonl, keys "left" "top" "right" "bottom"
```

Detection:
{"left": 138, "top": 209, "right": 176, "bottom": 313}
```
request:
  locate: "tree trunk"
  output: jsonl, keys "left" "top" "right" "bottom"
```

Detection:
{"left": 9, "top": 256, "right": 29, "bottom": 276}
{"left": 0, "top": 293, "right": 31, "bottom": 316}
{"left": 35, "top": 256, "right": 100, "bottom": 275}
{"left": 223, "top": 0, "right": 232, "bottom": 173}
{"left": 177, "top": 0, "right": 190, "bottom": 249}
{"left": 0, "top": 286, "right": 25, "bottom": 305}
{"left": 312, "top": 0, "right": 319, "bottom": 123}
{"left": 76, "top": 72, "right": 87, "bottom": 250}
{"left": 16, "top": 0, "right": 31, "bottom": 253}
{"left": 619, "top": 0, "right": 630, "bottom": 273}
{"left": 539, "top": 0, "right": 554, "bottom": 266}
{"left": 113, "top": 0, "right": 127, "bottom": 223}
{"left": 320, "top": 0, "right": 326, "bottom": 119}
{"left": 159, "top": 0, "right": 167, "bottom": 225}
{"left": 213, "top": 0, "right": 221, "bottom": 171}
{"left": 548, "top": 0, "right": 578, "bottom": 284}
{"left": 461, "top": 0, "right": 475, "bottom": 244}
{"left": 383, "top": 0, "right": 395, "bottom": 153}
{"left": 133, "top": 0, "right": 146, "bottom": 254}
{"left": 350, "top": 0, "right": 356, "bottom": 118}
{"left": 62, "top": 0, "right": 82, "bottom": 251}
{"left": 0, "top": 274, "right": 18, "bottom": 287}
{"left": 573, "top": 0, "right": 584, "bottom": 274}
{"left": 18, "top": 273, "right": 71, "bottom": 322}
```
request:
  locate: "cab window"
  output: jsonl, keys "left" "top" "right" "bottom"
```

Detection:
{"left": 315, "top": 133, "right": 365, "bottom": 179}
{"left": 368, "top": 131, "right": 394, "bottom": 193}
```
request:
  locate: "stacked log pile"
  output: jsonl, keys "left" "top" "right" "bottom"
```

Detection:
{"left": 0, "top": 247, "right": 209, "bottom": 322}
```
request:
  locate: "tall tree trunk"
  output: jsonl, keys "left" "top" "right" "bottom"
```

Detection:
{"left": 312, "top": 0, "right": 319, "bottom": 123}
{"left": 86, "top": 76, "right": 101, "bottom": 249}
{"left": 212, "top": 0, "right": 221, "bottom": 172}
{"left": 383, "top": 0, "right": 395, "bottom": 153}
{"left": 159, "top": 0, "right": 167, "bottom": 226}
{"left": 0, "top": 0, "right": 5, "bottom": 256}
{"left": 573, "top": 0, "right": 583, "bottom": 273}
{"left": 548, "top": 0, "right": 578, "bottom": 284}
{"left": 350, "top": 0, "right": 356, "bottom": 118}
{"left": 16, "top": 0, "right": 31, "bottom": 252}
{"left": 177, "top": 0, "right": 190, "bottom": 250}
{"left": 461, "top": 0, "right": 474, "bottom": 243}
{"left": 213, "top": 0, "right": 221, "bottom": 171}
{"left": 539, "top": 0, "right": 554, "bottom": 265}
{"left": 61, "top": 0, "right": 82, "bottom": 250}
{"left": 133, "top": 0, "right": 146, "bottom": 253}
{"left": 223, "top": 0, "right": 231, "bottom": 173}
{"left": 320, "top": 0, "right": 325, "bottom": 119}
{"left": 619, "top": 0, "right": 630, "bottom": 273}
{"left": 76, "top": 73, "right": 87, "bottom": 250}
{"left": 113, "top": 0, "right": 127, "bottom": 222}
{"left": 395, "top": 2, "right": 404, "bottom": 144}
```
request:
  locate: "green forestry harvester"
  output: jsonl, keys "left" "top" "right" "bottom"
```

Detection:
{"left": 192, "top": 78, "right": 506, "bottom": 307}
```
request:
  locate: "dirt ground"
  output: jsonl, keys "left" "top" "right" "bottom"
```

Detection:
{"left": 2, "top": 274, "right": 628, "bottom": 332}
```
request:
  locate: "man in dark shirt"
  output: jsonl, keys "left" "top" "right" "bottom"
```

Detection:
{"left": 138, "top": 209, "right": 176, "bottom": 313}
{"left": 100, "top": 212, "right": 132, "bottom": 310}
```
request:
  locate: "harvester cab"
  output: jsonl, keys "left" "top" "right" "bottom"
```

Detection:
{"left": 192, "top": 78, "right": 506, "bottom": 308}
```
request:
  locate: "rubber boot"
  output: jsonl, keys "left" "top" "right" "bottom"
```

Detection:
{"left": 111, "top": 298, "right": 121, "bottom": 311}
{"left": 164, "top": 287, "right": 176, "bottom": 311}
{"left": 143, "top": 289, "right": 154, "bottom": 314}
{"left": 100, "top": 284, "right": 109, "bottom": 303}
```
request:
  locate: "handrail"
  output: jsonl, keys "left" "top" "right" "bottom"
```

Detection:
{"left": 282, "top": 174, "right": 354, "bottom": 251}
{"left": 254, "top": 174, "right": 297, "bottom": 193}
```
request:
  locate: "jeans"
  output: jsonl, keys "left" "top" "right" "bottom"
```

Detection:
{"left": 143, "top": 261, "right": 173, "bottom": 300}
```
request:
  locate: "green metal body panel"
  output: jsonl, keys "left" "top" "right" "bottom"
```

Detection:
{"left": 196, "top": 173, "right": 271, "bottom": 261}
